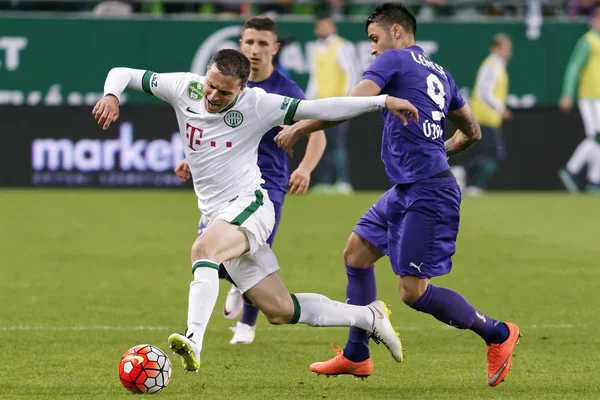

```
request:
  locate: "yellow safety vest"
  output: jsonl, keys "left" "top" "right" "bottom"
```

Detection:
{"left": 470, "top": 56, "right": 508, "bottom": 128}
{"left": 315, "top": 36, "right": 348, "bottom": 99}
{"left": 579, "top": 31, "right": 600, "bottom": 99}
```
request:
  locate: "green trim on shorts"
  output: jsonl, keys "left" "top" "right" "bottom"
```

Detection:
{"left": 283, "top": 98, "right": 300, "bottom": 125}
{"left": 191, "top": 260, "right": 219, "bottom": 274}
{"left": 142, "top": 70, "right": 156, "bottom": 95}
{"left": 231, "top": 190, "right": 264, "bottom": 226}
{"left": 289, "top": 294, "right": 301, "bottom": 325}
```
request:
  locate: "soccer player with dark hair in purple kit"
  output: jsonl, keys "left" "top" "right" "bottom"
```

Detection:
{"left": 275, "top": 2, "right": 520, "bottom": 387}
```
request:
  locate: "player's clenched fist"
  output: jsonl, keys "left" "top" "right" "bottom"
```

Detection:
{"left": 92, "top": 94, "right": 120, "bottom": 130}
{"left": 174, "top": 159, "right": 191, "bottom": 182}
{"left": 274, "top": 124, "right": 300, "bottom": 157}
{"left": 384, "top": 97, "right": 419, "bottom": 126}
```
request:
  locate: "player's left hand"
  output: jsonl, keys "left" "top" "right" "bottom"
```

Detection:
{"left": 384, "top": 97, "right": 419, "bottom": 126}
{"left": 289, "top": 167, "right": 311, "bottom": 195}
{"left": 274, "top": 124, "right": 301, "bottom": 157}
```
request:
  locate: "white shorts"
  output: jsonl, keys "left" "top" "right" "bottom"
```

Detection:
{"left": 199, "top": 188, "right": 275, "bottom": 255}
{"left": 223, "top": 244, "right": 281, "bottom": 293}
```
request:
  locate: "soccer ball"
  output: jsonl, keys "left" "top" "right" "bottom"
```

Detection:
{"left": 118, "top": 344, "right": 172, "bottom": 394}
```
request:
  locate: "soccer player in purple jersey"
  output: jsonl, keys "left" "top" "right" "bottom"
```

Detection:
{"left": 275, "top": 3, "right": 521, "bottom": 387}
{"left": 175, "top": 17, "right": 326, "bottom": 345}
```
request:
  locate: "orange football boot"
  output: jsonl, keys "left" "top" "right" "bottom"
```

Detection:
{"left": 487, "top": 322, "right": 521, "bottom": 387}
{"left": 309, "top": 343, "right": 373, "bottom": 379}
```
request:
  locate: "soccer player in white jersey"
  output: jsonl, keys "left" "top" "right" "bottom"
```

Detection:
{"left": 92, "top": 49, "right": 418, "bottom": 373}
{"left": 175, "top": 17, "right": 327, "bottom": 346}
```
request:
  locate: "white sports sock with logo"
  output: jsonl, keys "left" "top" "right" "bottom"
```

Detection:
{"left": 295, "top": 293, "right": 374, "bottom": 331}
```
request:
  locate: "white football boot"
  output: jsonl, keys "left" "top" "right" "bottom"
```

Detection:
{"left": 229, "top": 321, "right": 256, "bottom": 345}
{"left": 367, "top": 300, "right": 404, "bottom": 362}
{"left": 167, "top": 332, "right": 201, "bottom": 372}
{"left": 223, "top": 285, "right": 243, "bottom": 320}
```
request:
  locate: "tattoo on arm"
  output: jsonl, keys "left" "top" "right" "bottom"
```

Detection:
{"left": 445, "top": 108, "right": 482, "bottom": 156}
{"left": 448, "top": 109, "right": 481, "bottom": 140}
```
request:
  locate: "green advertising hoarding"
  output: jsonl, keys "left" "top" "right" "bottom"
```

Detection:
{"left": 0, "top": 16, "right": 588, "bottom": 107}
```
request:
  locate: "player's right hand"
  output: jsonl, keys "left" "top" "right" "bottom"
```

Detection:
{"left": 174, "top": 159, "right": 191, "bottom": 182}
{"left": 559, "top": 96, "right": 573, "bottom": 113}
{"left": 384, "top": 97, "right": 419, "bottom": 126}
{"left": 92, "top": 94, "right": 120, "bottom": 130}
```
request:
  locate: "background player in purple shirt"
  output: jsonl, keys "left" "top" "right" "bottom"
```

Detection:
{"left": 175, "top": 17, "right": 326, "bottom": 345}
{"left": 275, "top": 2, "right": 520, "bottom": 387}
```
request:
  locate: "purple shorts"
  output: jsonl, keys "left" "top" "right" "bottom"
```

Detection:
{"left": 198, "top": 188, "right": 284, "bottom": 248}
{"left": 353, "top": 176, "right": 461, "bottom": 278}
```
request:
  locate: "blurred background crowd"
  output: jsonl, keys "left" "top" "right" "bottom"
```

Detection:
{"left": 1, "top": 0, "right": 598, "bottom": 194}
{"left": 0, "top": 0, "right": 597, "bottom": 20}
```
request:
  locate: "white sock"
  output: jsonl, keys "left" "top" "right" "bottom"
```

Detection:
{"left": 587, "top": 143, "right": 600, "bottom": 184}
{"left": 294, "top": 293, "right": 374, "bottom": 331}
{"left": 187, "top": 260, "right": 220, "bottom": 353}
{"left": 567, "top": 138, "right": 595, "bottom": 175}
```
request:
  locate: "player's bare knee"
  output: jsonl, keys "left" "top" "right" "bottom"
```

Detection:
{"left": 343, "top": 234, "right": 380, "bottom": 267}
{"left": 398, "top": 277, "right": 429, "bottom": 306}
{"left": 343, "top": 244, "right": 363, "bottom": 266}
{"left": 399, "top": 286, "right": 421, "bottom": 305}
{"left": 264, "top": 306, "right": 294, "bottom": 325}
{"left": 191, "top": 236, "right": 217, "bottom": 261}
{"left": 265, "top": 312, "right": 292, "bottom": 325}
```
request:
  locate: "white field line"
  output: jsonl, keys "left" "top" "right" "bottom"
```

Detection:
{"left": 0, "top": 323, "right": 575, "bottom": 332}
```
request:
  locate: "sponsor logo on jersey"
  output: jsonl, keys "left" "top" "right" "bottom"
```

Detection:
{"left": 280, "top": 96, "right": 290, "bottom": 110}
{"left": 187, "top": 81, "right": 203, "bottom": 101}
{"left": 224, "top": 110, "right": 243, "bottom": 128}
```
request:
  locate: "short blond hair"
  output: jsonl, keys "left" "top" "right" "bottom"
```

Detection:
{"left": 491, "top": 33, "right": 511, "bottom": 50}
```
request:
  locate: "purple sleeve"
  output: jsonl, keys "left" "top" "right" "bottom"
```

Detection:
{"left": 447, "top": 72, "right": 466, "bottom": 111}
{"left": 288, "top": 83, "right": 306, "bottom": 101}
{"left": 362, "top": 50, "right": 401, "bottom": 90}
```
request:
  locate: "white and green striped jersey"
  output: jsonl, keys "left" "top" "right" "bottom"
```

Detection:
{"left": 104, "top": 68, "right": 301, "bottom": 219}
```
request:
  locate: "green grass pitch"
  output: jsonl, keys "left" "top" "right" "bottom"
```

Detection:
{"left": 0, "top": 190, "right": 598, "bottom": 399}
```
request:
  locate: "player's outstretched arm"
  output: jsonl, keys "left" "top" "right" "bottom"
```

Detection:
{"left": 282, "top": 80, "right": 385, "bottom": 137}
{"left": 293, "top": 95, "right": 387, "bottom": 122}
{"left": 93, "top": 68, "right": 191, "bottom": 130}
{"left": 275, "top": 94, "right": 417, "bottom": 153}
{"left": 293, "top": 95, "right": 417, "bottom": 126}
{"left": 274, "top": 79, "right": 388, "bottom": 152}
{"left": 92, "top": 68, "right": 146, "bottom": 130}
{"left": 103, "top": 67, "right": 146, "bottom": 103}
{"left": 445, "top": 103, "right": 482, "bottom": 157}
